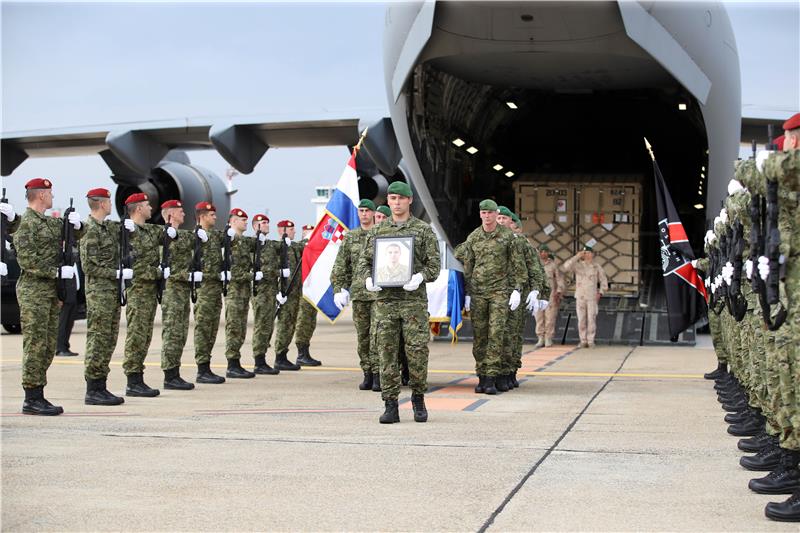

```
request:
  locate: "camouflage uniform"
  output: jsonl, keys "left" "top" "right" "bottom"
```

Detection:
{"left": 459, "top": 224, "right": 525, "bottom": 378}
{"left": 505, "top": 236, "right": 548, "bottom": 373}
{"left": 535, "top": 255, "right": 563, "bottom": 344}
{"left": 696, "top": 255, "right": 727, "bottom": 366}
{"left": 331, "top": 226, "right": 378, "bottom": 373}
{"left": 194, "top": 229, "right": 225, "bottom": 365}
{"left": 294, "top": 298, "right": 318, "bottom": 349}
{"left": 273, "top": 240, "right": 303, "bottom": 355}
{"left": 251, "top": 240, "right": 280, "bottom": 356}
{"left": 80, "top": 216, "right": 122, "bottom": 379}
{"left": 160, "top": 229, "right": 195, "bottom": 370}
{"left": 357, "top": 215, "right": 440, "bottom": 400}
{"left": 13, "top": 208, "right": 84, "bottom": 389}
{"left": 561, "top": 254, "right": 609, "bottom": 346}
{"left": 225, "top": 235, "right": 255, "bottom": 360}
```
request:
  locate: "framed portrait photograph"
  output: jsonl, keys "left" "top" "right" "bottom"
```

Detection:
{"left": 373, "top": 235, "right": 415, "bottom": 288}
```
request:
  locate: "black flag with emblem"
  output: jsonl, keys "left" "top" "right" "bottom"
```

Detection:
{"left": 653, "top": 158, "right": 708, "bottom": 341}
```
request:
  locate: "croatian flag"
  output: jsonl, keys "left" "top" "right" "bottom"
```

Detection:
{"left": 302, "top": 151, "right": 360, "bottom": 321}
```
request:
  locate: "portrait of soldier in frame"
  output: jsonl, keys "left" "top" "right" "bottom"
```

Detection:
{"left": 373, "top": 235, "right": 414, "bottom": 287}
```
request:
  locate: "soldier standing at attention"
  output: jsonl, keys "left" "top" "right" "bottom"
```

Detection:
{"left": 561, "top": 245, "right": 608, "bottom": 348}
{"left": 122, "top": 192, "right": 171, "bottom": 397}
{"left": 459, "top": 199, "right": 525, "bottom": 395}
{"left": 534, "top": 244, "right": 564, "bottom": 348}
{"left": 374, "top": 205, "right": 391, "bottom": 224}
{"left": 332, "top": 199, "right": 378, "bottom": 390}
{"left": 358, "top": 181, "right": 440, "bottom": 423}
{"left": 250, "top": 214, "right": 281, "bottom": 375}
{"left": 293, "top": 223, "right": 322, "bottom": 367}
{"left": 223, "top": 208, "right": 257, "bottom": 379}
{"left": 193, "top": 201, "right": 230, "bottom": 384}
{"left": 81, "top": 188, "right": 134, "bottom": 405}
{"left": 6, "top": 178, "right": 84, "bottom": 414}
{"left": 159, "top": 199, "right": 202, "bottom": 390}
{"left": 273, "top": 220, "right": 303, "bottom": 371}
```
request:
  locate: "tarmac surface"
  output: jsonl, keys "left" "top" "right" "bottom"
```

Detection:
{"left": 1, "top": 309, "right": 796, "bottom": 532}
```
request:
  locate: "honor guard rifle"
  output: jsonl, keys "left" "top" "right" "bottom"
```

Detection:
{"left": 221, "top": 224, "right": 233, "bottom": 297}
{"left": 725, "top": 222, "right": 748, "bottom": 321}
{"left": 118, "top": 213, "right": 134, "bottom": 306}
{"left": 58, "top": 198, "right": 78, "bottom": 304}
{"left": 276, "top": 260, "right": 301, "bottom": 318}
{"left": 763, "top": 178, "right": 787, "bottom": 329}
{"left": 0, "top": 188, "right": 10, "bottom": 277}
{"left": 190, "top": 224, "right": 203, "bottom": 304}
{"left": 279, "top": 226, "right": 289, "bottom": 298}
{"left": 252, "top": 229, "right": 264, "bottom": 296}
{"left": 157, "top": 214, "right": 173, "bottom": 304}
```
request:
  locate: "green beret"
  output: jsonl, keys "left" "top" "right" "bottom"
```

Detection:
{"left": 511, "top": 214, "right": 521, "bottom": 226}
{"left": 387, "top": 181, "right": 413, "bottom": 197}
{"left": 479, "top": 199, "right": 498, "bottom": 211}
{"left": 358, "top": 199, "right": 376, "bottom": 210}
{"left": 498, "top": 206, "right": 513, "bottom": 217}
{"left": 540, "top": 244, "right": 550, "bottom": 252}
{"left": 376, "top": 205, "right": 391, "bottom": 217}
{"left": 583, "top": 245, "right": 594, "bottom": 252}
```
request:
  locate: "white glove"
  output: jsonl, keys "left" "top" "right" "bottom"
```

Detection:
{"left": 745, "top": 259, "right": 754, "bottom": 280}
{"left": 333, "top": 289, "right": 350, "bottom": 310}
{"left": 529, "top": 299, "right": 540, "bottom": 313}
{"left": 281, "top": 268, "right": 291, "bottom": 278}
{"left": 124, "top": 219, "right": 136, "bottom": 232}
{"left": 690, "top": 260, "right": 698, "bottom": 269}
{"left": 721, "top": 262, "right": 734, "bottom": 286}
{"left": 254, "top": 271, "right": 264, "bottom": 282}
{"left": 258, "top": 233, "right": 268, "bottom": 243}
{"left": 220, "top": 271, "right": 231, "bottom": 282}
{"left": 226, "top": 227, "right": 236, "bottom": 239}
{"left": 758, "top": 256, "right": 770, "bottom": 281}
{"left": 0, "top": 262, "right": 7, "bottom": 276}
{"left": 525, "top": 290, "right": 539, "bottom": 310}
{"left": 538, "top": 299, "right": 549, "bottom": 311}
{"left": 189, "top": 271, "right": 203, "bottom": 283}
{"left": 402, "top": 272, "right": 424, "bottom": 291}
{"left": 365, "top": 277, "right": 382, "bottom": 292}
{"left": 756, "top": 149, "right": 770, "bottom": 172}
{"left": 509, "top": 289, "right": 521, "bottom": 311}
{"left": 68, "top": 211, "right": 82, "bottom": 230}
{"left": 116, "top": 268, "right": 133, "bottom": 280}
{"left": 166, "top": 227, "right": 177, "bottom": 239}
{"left": 464, "top": 295, "right": 471, "bottom": 312}
{"left": 276, "top": 292, "right": 288, "bottom": 305}
{"left": 161, "top": 266, "right": 170, "bottom": 280}
{"left": 727, "top": 179, "right": 744, "bottom": 196}
{"left": 704, "top": 277, "right": 710, "bottom": 288}
{"left": 719, "top": 208, "right": 728, "bottom": 225}
{"left": 197, "top": 228, "right": 208, "bottom": 242}
{"left": 0, "top": 202, "right": 16, "bottom": 222}
{"left": 59, "top": 265, "right": 75, "bottom": 279}
{"left": 284, "top": 237, "right": 292, "bottom": 246}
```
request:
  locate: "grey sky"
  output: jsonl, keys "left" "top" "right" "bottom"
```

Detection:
{"left": 2, "top": 1, "right": 798, "bottom": 229}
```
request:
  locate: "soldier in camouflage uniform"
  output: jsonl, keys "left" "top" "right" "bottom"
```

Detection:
{"left": 374, "top": 205, "right": 391, "bottom": 224}
{"left": 272, "top": 219, "right": 303, "bottom": 371}
{"left": 332, "top": 199, "right": 379, "bottom": 390}
{"left": 457, "top": 199, "right": 525, "bottom": 396}
{"left": 81, "top": 187, "right": 132, "bottom": 405}
{"left": 357, "top": 181, "right": 440, "bottom": 423}
{"left": 698, "top": 231, "right": 728, "bottom": 380}
{"left": 250, "top": 214, "right": 281, "bottom": 375}
{"left": 6, "top": 178, "right": 84, "bottom": 415}
{"left": 193, "top": 201, "right": 229, "bottom": 384}
{"left": 121, "top": 192, "right": 171, "bottom": 397}
{"left": 223, "top": 208, "right": 257, "bottom": 379}
{"left": 294, "top": 223, "right": 322, "bottom": 367}
{"left": 159, "top": 199, "right": 200, "bottom": 390}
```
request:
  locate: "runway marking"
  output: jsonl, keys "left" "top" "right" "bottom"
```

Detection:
{"left": 0, "top": 412, "right": 137, "bottom": 417}
{"left": 196, "top": 408, "right": 371, "bottom": 416}
{"left": 398, "top": 397, "right": 480, "bottom": 412}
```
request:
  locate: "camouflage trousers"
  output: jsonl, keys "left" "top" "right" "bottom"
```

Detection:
{"left": 534, "top": 297, "right": 560, "bottom": 341}
{"left": 775, "top": 329, "right": 800, "bottom": 451}
{"left": 764, "top": 331, "right": 785, "bottom": 437}
{"left": 273, "top": 290, "right": 301, "bottom": 354}
{"left": 353, "top": 299, "right": 378, "bottom": 372}
{"left": 122, "top": 279, "right": 158, "bottom": 375}
{"left": 502, "top": 304, "right": 525, "bottom": 374}
{"left": 251, "top": 286, "right": 277, "bottom": 356}
{"left": 161, "top": 280, "right": 191, "bottom": 370}
{"left": 470, "top": 293, "right": 508, "bottom": 377}
{"left": 374, "top": 300, "right": 429, "bottom": 400}
{"left": 17, "top": 276, "right": 60, "bottom": 389}
{"left": 193, "top": 279, "right": 223, "bottom": 365}
{"left": 84, "top": 279, "right": 121, "bottom": 379}
{"left": 708, "top": 311, "right": 728, "bottom": 363}
{"left": 225, "top": 281, "right": 251, "bottom": 360}
{"left": 294, "top": 298, "right": 318, "bottom": 348}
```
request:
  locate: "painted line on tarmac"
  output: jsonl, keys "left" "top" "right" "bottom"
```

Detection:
{"left": 196, "top": 408, "right": 371, "bottom": 416}
{"left": 1, "top": 412, "right": 138, "bottom": 417}
{"left": 478, "top": 346, "right": 638, "bottom": 533}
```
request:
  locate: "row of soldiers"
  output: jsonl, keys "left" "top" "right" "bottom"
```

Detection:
{"left": 0, "top": 184, "right": 325, "bottom": 415}
{"left": 699, "top": 112, "right": 800, "bottom": 522}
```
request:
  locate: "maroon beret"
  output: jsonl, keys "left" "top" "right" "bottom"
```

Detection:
{"left": 124, "top": 192, "right": 148, "bottom": 205}
{"left": 25, "top": 177, "right": 52, "bottom": 190}
{"left": 86, "top": 187, "right": 110, "bottom": 198}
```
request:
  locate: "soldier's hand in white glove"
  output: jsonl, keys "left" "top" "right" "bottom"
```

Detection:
{"left": 758, "top": 256, "right": 770, "bottom": 281}
{"left": 59, "top": 265, "right": 75, "bottom": 279}
{"left": 116, "top": 268, "right": 133, "bottom": 280}
{"left": 0, "top": 202, "right": 16, "bottom": 222}
{"left": 226, "top": 227, "right": 236, "bottom": 239}
{"left": 508, "top": 289, "right": 521, "bottom": 311}
{"left": 464, "top": 295, "right": 471, "bottom": 312}
{"left": 525, "top": 290, "right": 539, "bottom": 310}
{"left": 365, "top": 277, "right": 382, "bottom": 292}
{"left": 254, "top": 271, "right": 264, "bottom": 282}
{"left": 189, "top": 271, "right": 203, "bottom": 283}
{"left": 538, "top": 299, "right": 549, "bottom": 311}
{"left": 284, "top": 237, "right": 292, "bottom": 246}
{"left": 161, "top": 267, "right": 171, "bottom": 280}
{"left": 166, "top": 226, "right": 177, "bottom": 239}
{"left": 402, "top": 272, "right": 424, "bottom": 291}
{"left": 690, "top": 259, "right": 698, "bottom": 269}
{"left": 220, "top": 271, "right": 232, "bottom": 282}
{"left": 529, "top": 299, "right": 540, "bottom": 313}
{"left": 123, "top": 218, "right": 136, "bottom": 232}
{"left": 197, "top": 228, "right": 208, "bottom": 242}
{"left": 281, "top": 268, "right": 291, "bottom": 278}
{"left": 258, "top": 233, "right": 268, "bottom": 243}
{"left": 333, "top": 289, "right": 350, "bottom": 310}
{"left": 0, "top": 262, "right": 7, "bottom": 277}
{"left": 68, "top": 211, "right": 82, "bottom": 229}
{"left": 276, "top": 292, "right": 288, "bottom": 305}
{"left": 745, "top": 259, "right": 754, "bottom": 280}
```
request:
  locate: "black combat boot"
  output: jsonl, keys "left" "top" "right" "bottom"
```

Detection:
{"left": 739, "top": 432, "right": 777, "bottom": 453}
{"left": 750, "top": 452, "right": 800, "bottom": 494}
{"left": 722, "top": 399, "right": 749, "bottom": 412}
{"left": 125, "top": 373, "right": 160, "bottom": 397}
{"left": 226, "top": 358, "right": 256, "bottom": 379}
{"left": 295, "top": 345, "right": 322, "bottom": 366}
{"left": 474, "top": 375, "right": 485, "bottom": 394}
{"left": 358, "top": 371, "right": 373, "bottom": 391}
{"left": 372, "top": 372, "right": 382, "bottom": 392}
{"left": 196, "top": 362, "right": 226, "bottom": 384}
{"left": 379, "top": 399, "right": 400, "bottom": 424}
{"left": 274, "top": 350, "right": 300, "bottom": 371}
{"left": 22, "top": 386, "right": 63, "bottom": 416}
{"left": 484, "top": 376, "right": 497, "bottom": 395}
{"left": 253, "top": 355, "right": 280, "bottom": 375}
{"left": 411, "top": 393, "right": 428, "bottom": 423}
{"left": 85, "top": 378, "right": 124, "bottom": 405}
{"left": 704, "top": 362, "right": 727, "bottom": 380}
{"left": 163, "top": 368, "right": 195, "bottom": 390}
{"left": 724, "top": 408, "right": 753, "bottom": 424}
{"left": 765, "top": 487, "right": 800, "bottom": 522}
{"left": 728, "top": 415, "right": 764, "bottom": 437}
{"left": 741, "top": 443, "right": 784, "bottom": 471}
{"left": 496, "top": 374, "right": 510, "bottom": 392}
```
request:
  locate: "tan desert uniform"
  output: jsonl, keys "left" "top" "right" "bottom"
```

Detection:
{"left": 561, "top": 253, "right": 608, "bottom": 346}
{"left": 535, "top": 256, "right": 564, "bottom": 345}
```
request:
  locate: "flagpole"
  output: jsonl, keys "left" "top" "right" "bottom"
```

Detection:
{"left": 644, "top": 137, "right": 655, "bottom": 162}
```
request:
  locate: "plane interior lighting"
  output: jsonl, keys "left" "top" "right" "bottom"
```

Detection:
{"left": 678, "top": 103, "right": 688, "bottom": 110}
{"left": 506, "top": 102, "right": 518, "bottom": 109}
{"left": 452, "top": 138, "right": 465, "bottom": 147}
{"left": 505, "top": 171, "right": 515, "bottom": 178}
{"left": 493, "top": 164, "right": 503, "bottom": 171}
{"left": 466, "top": 146, "right": 478, "bottom": 154}
{"left": 694, "top": 204, "right": 704, "bottom": 209}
